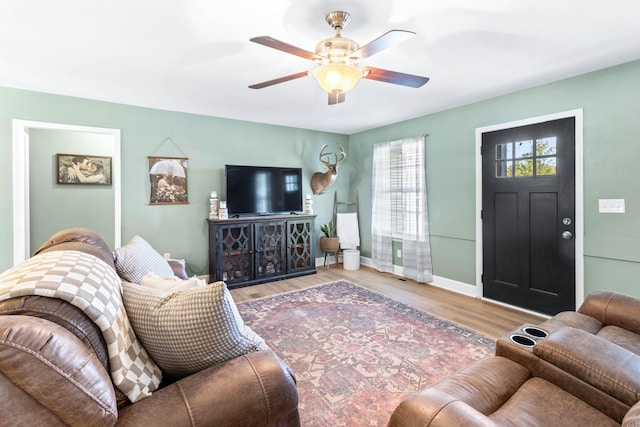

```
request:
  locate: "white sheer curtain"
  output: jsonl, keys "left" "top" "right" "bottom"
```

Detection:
{"left": 371, "top": 141, "right": 394, "bottom": 272}
{"left": 371, "top": 135, "right": 433, "bottom": 283}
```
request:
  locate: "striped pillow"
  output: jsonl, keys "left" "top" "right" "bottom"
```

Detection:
{"left": 114, "top": 235, "right": 174, "bottom": 283}
{"left": 121, "top": 281, "right": 267, "bottom": 378}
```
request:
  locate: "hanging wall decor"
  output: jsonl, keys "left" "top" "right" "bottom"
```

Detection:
{"left": 57, "top": 153, "right": 112, "bottom": 185}
{"left": 311, "top": 144, "right": 346, "bottom": 195}
{"left": 148, "top": 156, "right": 188, "bottom": 205}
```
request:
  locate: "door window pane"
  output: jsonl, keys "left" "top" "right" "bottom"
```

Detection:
{"left": 536, "top": 137, "right": 557, "bottom": 155}
{"left": 515, "top": 140, "right": 534, "bottom": 158}
{"left": 496, "top": 160, "right": 513, "bottom": 178}
{"left": 515, "top": 159, "right": 533, "bottom": 177}
{"left": 537, "top": 158, "right": 557, "bottom": 176}
{"left": 496, "top": 143, "right": 513, "bottom": 160}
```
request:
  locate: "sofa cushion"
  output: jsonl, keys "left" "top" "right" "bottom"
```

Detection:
{"left": 122, "top": 281, "right": 267, "bottom": 378}
{"left": 114, "top": 235, "right": 174, "bottom": 283}
{"left": 597, "top": 325, "right": 640, "bottom": 355}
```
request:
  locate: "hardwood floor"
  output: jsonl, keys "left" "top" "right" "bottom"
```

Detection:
{"left": 230, "top": 264, "right": 547, "bottom": 339}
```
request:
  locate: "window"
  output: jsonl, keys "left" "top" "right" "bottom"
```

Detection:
{"left": 371, "top": 135, "right": 432, "bottom": 282}
{"left": 495, "top": 136, "right": 557, "bottom": 178}
{"left": 389, "top": 143, "right": 422, "bottom": 237}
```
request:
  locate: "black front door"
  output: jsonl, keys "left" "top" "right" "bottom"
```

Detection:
{"left": 482, "top": 117, "right": 575, "bottom": 315}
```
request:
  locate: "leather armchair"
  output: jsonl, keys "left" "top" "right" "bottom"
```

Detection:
{"left": 389, "top": 291, "right": 640, "bottom": 426}
{"left": 388, "top": 356, "right": 622, "bottom": 427}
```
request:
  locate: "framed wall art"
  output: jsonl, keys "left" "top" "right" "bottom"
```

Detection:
{"left": 148, "top": 156, "right": 189, "bottom": 205}
{"left": 57, "top": 154, "right": 112, "bottom": 185}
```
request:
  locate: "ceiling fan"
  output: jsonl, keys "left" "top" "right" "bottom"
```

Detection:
{"left": 248, "top": 11, "right": 430, "bottom": 105}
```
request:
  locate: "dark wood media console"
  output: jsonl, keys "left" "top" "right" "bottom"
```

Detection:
{"left": 207, "top": 214, "right": 316, "bottom": 289}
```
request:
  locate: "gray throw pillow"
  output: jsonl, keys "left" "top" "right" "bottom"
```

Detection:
{"left": 122, "top": 281, "right": 267, "bottom": 378}
{"left": 114, "top": 235, "right": 174, "bottom": 283}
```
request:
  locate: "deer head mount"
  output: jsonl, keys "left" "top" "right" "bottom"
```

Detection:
{"left": 311, "top": 144, "right": 346, "bottom": 195}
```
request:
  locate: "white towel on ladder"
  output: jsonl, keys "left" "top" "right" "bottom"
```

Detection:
{"left": 337, "top": 212, "right": 360, "bottom": 249}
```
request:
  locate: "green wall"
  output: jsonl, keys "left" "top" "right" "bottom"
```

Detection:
{"left": 29, "top": 129, "right": 116, "bottom": 249}
{"left": 0, "top": 88, "right": 348, "bottom": 275}
{"left": 2, "top": 59, "right": 639, "bottom": 300}
{"left": 349, "top": 59, "right": 640, "bottom": 297}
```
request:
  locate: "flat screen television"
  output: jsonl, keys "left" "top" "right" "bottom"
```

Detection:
{"left": 225, "top": 165, "right": 303, "bottom": 216}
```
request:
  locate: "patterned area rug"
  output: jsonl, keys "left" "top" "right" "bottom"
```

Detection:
{"left": 237, "top": 281, "right": 495, "bottom": 426}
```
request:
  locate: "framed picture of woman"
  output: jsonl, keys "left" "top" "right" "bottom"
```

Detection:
{"left": 148, "top": 156, "right": 189, "bottom": 205}
{"left": 57, "top": 154, "right": 112, "bottom": 185}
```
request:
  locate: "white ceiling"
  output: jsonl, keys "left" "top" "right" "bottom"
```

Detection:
{"left": 2, "top": 0, "right": 640, "bottom": 134}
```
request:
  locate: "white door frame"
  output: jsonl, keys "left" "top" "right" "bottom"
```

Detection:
{"left": 475, "top": 109, "right": 584, "bottom": 311}
{"left": 12, "top": 119, "right": 121, "bottom": 265}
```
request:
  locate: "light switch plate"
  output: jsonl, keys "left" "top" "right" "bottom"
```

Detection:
{"left": 599, "top": 199, "right": 625, "bottom": 213}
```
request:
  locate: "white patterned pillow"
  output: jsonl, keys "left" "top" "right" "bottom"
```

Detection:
{"left": 121, "top": 281, "right": 267, "bottom": 378}
{"left": 140, "top": 272, "right": 206, "bottom": 292}
{"left": 114, "top": 235, "right": 174, "bottom": 283}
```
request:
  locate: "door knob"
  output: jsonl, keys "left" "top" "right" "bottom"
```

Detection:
{"left": 562, "top": 231, "right": 573, "bottom": 240}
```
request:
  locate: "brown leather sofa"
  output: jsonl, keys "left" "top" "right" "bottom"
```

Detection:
{"left": 0, "top": 229, "right": 300, "bottom": 427}
{"left": 388, "top": 291, "right": 640, "bottom": 426}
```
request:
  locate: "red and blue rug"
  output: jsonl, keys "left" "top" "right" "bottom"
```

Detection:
{"left": 237, "top": 280, "right": 495, "bottom": 426}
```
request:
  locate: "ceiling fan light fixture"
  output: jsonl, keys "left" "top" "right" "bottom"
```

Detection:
{"left": 312, "top": 63, "right": 362, "bottom": 94}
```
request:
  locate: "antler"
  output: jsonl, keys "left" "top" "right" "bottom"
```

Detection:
{"left": 318, "top": 144, "right": 347, "bottom": 170}
{"left": 319, "top": 144, "right": 332, "bottom": 168}
{"left": 334, "top": 144, "right": 346, "bottom": 166}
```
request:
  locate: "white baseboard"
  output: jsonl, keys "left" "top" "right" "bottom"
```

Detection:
{"left": 314, "top": 256, "right": 549, "bottom": 316}
{"left": 362, "top": 256, "right": 479, "bottom": 298}
{"left": 430, "top": 275, "right": 479, "bottom": 298}
{"left": 315, "top": 255, "right": 478, "bottom": 299}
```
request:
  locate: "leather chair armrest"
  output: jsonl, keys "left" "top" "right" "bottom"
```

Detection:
{"left": 117, "top": 349, "right": 299, "bottom": 427}
{"left": 388, "top": 356, "right": 529, "bottom": 427}
{"left": 579, "top": 291, "right": 640, "bottom": 335}
{"left": 534, "top": 326, "right": 640, "bottom": 407}
{"left": 0, "top": 315, "right": 117, "bottom": 427}
{"left": 389, "top": 389, "right": 501, "bottom": 427}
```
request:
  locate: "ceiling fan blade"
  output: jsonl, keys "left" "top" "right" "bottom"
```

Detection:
{"left": 250, "top": 36, "right": 318, "bottom": 61}
{"left": 249, "top": 71, "right": 310, "bottom": 89}
{"left": 362, "top": 66, "right": 429, "bottom": 88}
{"left": 352, "top": 30, "right": 415, "bottom": 59}
{"left": 328, "top": 91, "right": 346, "bottom": 105}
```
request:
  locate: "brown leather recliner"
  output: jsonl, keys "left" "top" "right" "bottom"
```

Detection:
{"left": 0, "top": 228, "right": 300, "bottom": 427}
{"left": 389, "top": 291, "right": 640, "bottom": 426}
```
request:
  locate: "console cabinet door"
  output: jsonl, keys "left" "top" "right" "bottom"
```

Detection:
{"left": 287, "top": 218, "right": 315, "bottom": 274}
{"left": 254, "top": 221, "right": 286, "bottom": 281}
{"left": 215, "top": 223, "right": 253, "bottom": 285}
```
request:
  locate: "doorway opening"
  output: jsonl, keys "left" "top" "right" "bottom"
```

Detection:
{"left": 12, "top": 120, "right": 121, "bottom": 265}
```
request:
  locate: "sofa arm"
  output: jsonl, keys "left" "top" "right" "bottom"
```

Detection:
{"left": 579, "top": 291, "right": 640, "bottom": 335}
{"left": 389, "top": 388, "right": 501, "bottom": 427}
{"left": 534, "top": 326, "right": 640, "bottom": 407}
{"left": 117, "top": 349, "right": 299, "bottom": 427}
{"left": 389, "top": 356, "right": 529, "bottom": 427}
{"left": 0, "top": 315, "right": 118, "bottom": 427}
